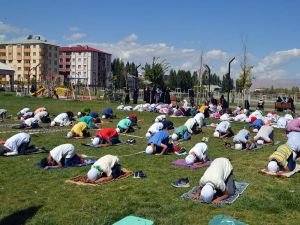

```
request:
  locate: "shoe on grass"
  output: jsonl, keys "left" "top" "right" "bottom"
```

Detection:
{"left": 133, "top": 171, "right": 146, "bottom": 179}
{"left": 171, "top": 178, "right": 190, "bottom": 188}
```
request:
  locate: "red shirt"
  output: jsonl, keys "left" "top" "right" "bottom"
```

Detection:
{"left": 95, "top": 128, "right": 118, "bottom": 141}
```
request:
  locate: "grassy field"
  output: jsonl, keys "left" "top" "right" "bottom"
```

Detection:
{"left": 0, "top": 93, "right": 300, "bottom": 225}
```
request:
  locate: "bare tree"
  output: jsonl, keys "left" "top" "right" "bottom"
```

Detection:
{"left": 236, "top": 36, "right": 254, "bottom": 105}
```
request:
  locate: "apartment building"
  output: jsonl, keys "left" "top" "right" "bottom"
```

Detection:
{"left": 0, "top": 35, "right": 59, "bottom": 85}
{"left": 59, "top": 45, "right": 111, "bottom": 88}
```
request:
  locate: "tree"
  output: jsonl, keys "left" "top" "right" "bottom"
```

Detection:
{"left": 111, "top": 58, "right": 126, "bottom": 89}
{"left": 236, "top": 37, "right": 254, "bottom": 102}
{"left": 143, "top": 57, "right": 169, "bottom": 88}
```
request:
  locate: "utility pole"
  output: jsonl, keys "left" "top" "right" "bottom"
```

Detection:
{"left": 227, "top": 57, "right": 235, "bottom": 107}
{"left": 203, "top": 64, "right": 211, "bottom": 98}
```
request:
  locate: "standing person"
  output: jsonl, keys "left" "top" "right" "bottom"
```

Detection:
{"left": 164, "top": 87, "right": 171, "bottom": 104}
{"left": 287, "top": 96, "right": 295, "bottom": 113}
{"left": 189, "top": 158, "right": 236, "bottom": 204}
{"left": 0, "top": 133, "right": 40, "bottom": 156}
{"left": 220, "top": 95, "right": 228, "bottom": 113}
{"left": 86, "top": 155, "right": 121, "bottom": 184}
{"left": 124, "top": 89, "right": 130, "bottom": 104}
{"left": 39, "top": 144, "right": 81, "bottom": 169}
{"left": 133, "top": 88, "right": 139, "bottom": 104}
{"left": 150, "top": 87, "right": 156, "bottom": 104}
{"left": 146, "top": 87, "right": 151, "bottom": 103}
{"left": 0, "top": 109, "right": 7, "bottom": 121}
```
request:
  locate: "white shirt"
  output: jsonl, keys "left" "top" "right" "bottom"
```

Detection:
{"left": 199, "top": 157, "right": 233, "bottom": 192}
{"left": 216, "top": 121, "right": 230, "bottom": 133}
{"left": 34, "top": 111, "right": 48, "bottom": 121}
{"left": 189, "top": 143, "right": 207, "bottom": 160}
{"left": 147, "top": 122, "right": 163, "bottom": 134}
{"left": 19, "top": 108, "right": 30, "bottom": 114}
{"left": 250, "top": 110, "right": 263, "bottom": 120}
{"left": 24, "top": 117, "right": 38, "bottom": 126}
{"left": 276, "top": 117, "right": 287, "bottom": 128}
{"left": 155, "top": 115, "right": 166, "bottom": 122}
{"left": 194, "top": 113, "right": 205, "bottom": 125}
{"left": 233, "top": 129, "right": 250, "bottom": 143}
{"left": 184, "top": 118, "right": 197, "bottom": 133}
{"left": 220, "top": 113, "right": 230, "bottom": 121}
{"left": 4, "top": 133, "right": 30, "bottom": 156}
{"left": 234, "top": 113, "right": 247, "bottom": 122}
{"left": 287, "top": 132, "right": 300, "bottom": 153}
{"left": 50, "top": 144, "right": 75, "bottom": 162}
{"left": 54, "top": 113, "right": 71, "bottom": 126}
{"left": 254, "top": 125, "right": 273, "bottom": 142}
{"left": 93, "top": 155, "right": 120, "bottom": 177}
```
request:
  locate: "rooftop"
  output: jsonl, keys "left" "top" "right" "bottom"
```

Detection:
{"left": 59, "top": 45, "right": 111, "bottom": 55}
{"left": 0, "top": 35, "right": 58, "bottom": 46}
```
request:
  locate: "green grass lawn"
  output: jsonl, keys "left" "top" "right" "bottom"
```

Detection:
{"left": 0, "top": 94, "right": 300, "bottom": 225}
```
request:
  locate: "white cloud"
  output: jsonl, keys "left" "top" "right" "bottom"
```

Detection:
{"left": 205, "top": 50, "right": 228, "bottom": 60}
{"left": 0, "top": 34, "right": 6, "bottom": 41}
{"left": 69, "top": 27, "right": 79, "bottom": 32}
{"left": 253, "top": 49, "right": 300, "bottom": 73}
{"left": 63, "top": 32, "right": 86, "bottom": 41}
{"left": 122, "top": 33, "right": 138, "bottom": 43}
{"left": 0, "top": 21, "right": 29, "bottom": 34}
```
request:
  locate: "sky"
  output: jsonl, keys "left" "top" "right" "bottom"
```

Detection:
{"left": 0, "top": 0, "right": 300, "bottom": 89}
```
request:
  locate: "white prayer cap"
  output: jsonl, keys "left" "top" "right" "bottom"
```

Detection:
{"left": 171, "top": 133, "right": 178, "bottom": 141}
{"left": 145, "top": 132, "right": 151, "bottom": 138}
{"left": 157, "top": 123, "right": 164, "bottom": 130}
{"left": 235, "top": 143, "right": 243, "bottom": 150}
{"left": 185, "top": 154, "right": 196, "bottom": 164}
{"left": 268, "top": 161, "right": 279, "bottom": 173}
{"left": 200, "top": 184, "right": 215, "bottom": 203}
{"left": 257, "top": 139, "right": 264, "bottom": 145}
{"left": 116, "top": 128, "right": 121, "bottom": 134}
{"left": 253, "top": 128, "right": 258, "bottom": 133}
{"left": 77, "top": 112, "right": 82, "bottom": 116}
{"left": 102, "top": 115, "right": 106, "bottom": 119}
{"left": 87, "top": 167, "right": 100, "bottom": 181}
{"left": 50, "top": 121, "right": 56, "bottom": 127}
{"left": 213, "top": 131, "right": 220, "bottom": 138}
{"left": 145, "top": 145, "right": 154, "bottom": 154}
{"left": 155, "top": 118, "right": 159, "bottom": 122}
{"left": 67, "top": 131, "right": 73, "bottom": 138}
{"left": 92, "top": 137, "right": 100, "bottom": 146}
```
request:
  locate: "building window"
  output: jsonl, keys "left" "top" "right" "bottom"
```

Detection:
{"left": 72, "top": 65, "right": 75, "bottom": 69}
{"left": 78, "top": 65, "right": 81, "bottom": 69}
{"left": 0, "top": 60, "right": 5, "bottom": 63}
{"left": 17, "top": 52, "right": 21, "bottom": 56}
{"left": 59, "top": 65, "right": 63, "bottom": 68}
{"left": 78, "top": 52, "right": 81, "bottom": 56}
{"left": 54, "top": 61, "right": 57, "bottom": 65}
{"left": 66, "top": 65, "right": 70, "bottom": 69}
{"left": 8, "top": 60, "right": 12, "bottom": 63}
{"left": 72, "top": 58, "right": 75, "bottom": 62}
{"left": 24, "top": 45, "right": 30, "bottom": 49}
{"left": 66, "top": 58, "right": 70, "bottom": 62}
{"left": 17, "top": 60, "right": 21, "bottom": 63}
{"left": 33, "top": 60, "right": 36, "bottom": 63}
{"left": 17, "top": 45, "right": 21, "bottom": 48}
{"left": 24, "top": 67, "right": 30, "bottom": 71}
{"left": 8, "top": 52, "right": 12, "bottom": 56}
{"left": 84, "top": 65, "right": 87, "bottom": 70}
{"left": 78, "top": 58, "right": 81, "bottom": 62}
{"left": 78, "top": 72, "right": 81, "bottom": 75}
{"left": 59, "top": 58, "right": 63, "bottom": 63}
{"left": 24, "top": 53, "right": 30, "bottom": 56}
{"left": 49, "top": 53, "right": 52, "bottom": 57}
{"left": 24, "top": 60, "right": 30, "bottom": 63}
{"left": 18, "top": 67, "right": 22, "bottom": 70}
{"left": 66, "top": 52, "right": 71, "bottom": 55}
{"left": 33, "top": 52, "right": 36, "bottom": 56}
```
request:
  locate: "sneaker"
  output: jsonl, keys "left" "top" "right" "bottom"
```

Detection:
{"left": 171, "top": 178, "right": 190, "bottom": 188}
{"left": 133, "top": 171, "right": 146, "bottom": 179}
{"left": 175, "top": 148, "right": 187, "bottom": 155}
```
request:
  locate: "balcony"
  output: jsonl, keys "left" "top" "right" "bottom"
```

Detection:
{"left": 24, "top": 48, "right": 31, "bottom": 53}
{"left": 24, "top": 63, "right": 31, "bottom": 67}
{"left": 0, "top": 49, "right": 6, "bottom": 53}
{"left": 24, "top": 56, "right": 31, "bottom": 60}
{"left": 0, "top": 56, "right": 6, "bottom": 60}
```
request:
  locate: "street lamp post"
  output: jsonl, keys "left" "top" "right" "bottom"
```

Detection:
{"left": 203, "top": 64, "right": 211, "bottom": 98}
{"left": 227, "top": 57, "right": 235, "bottom": 107}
